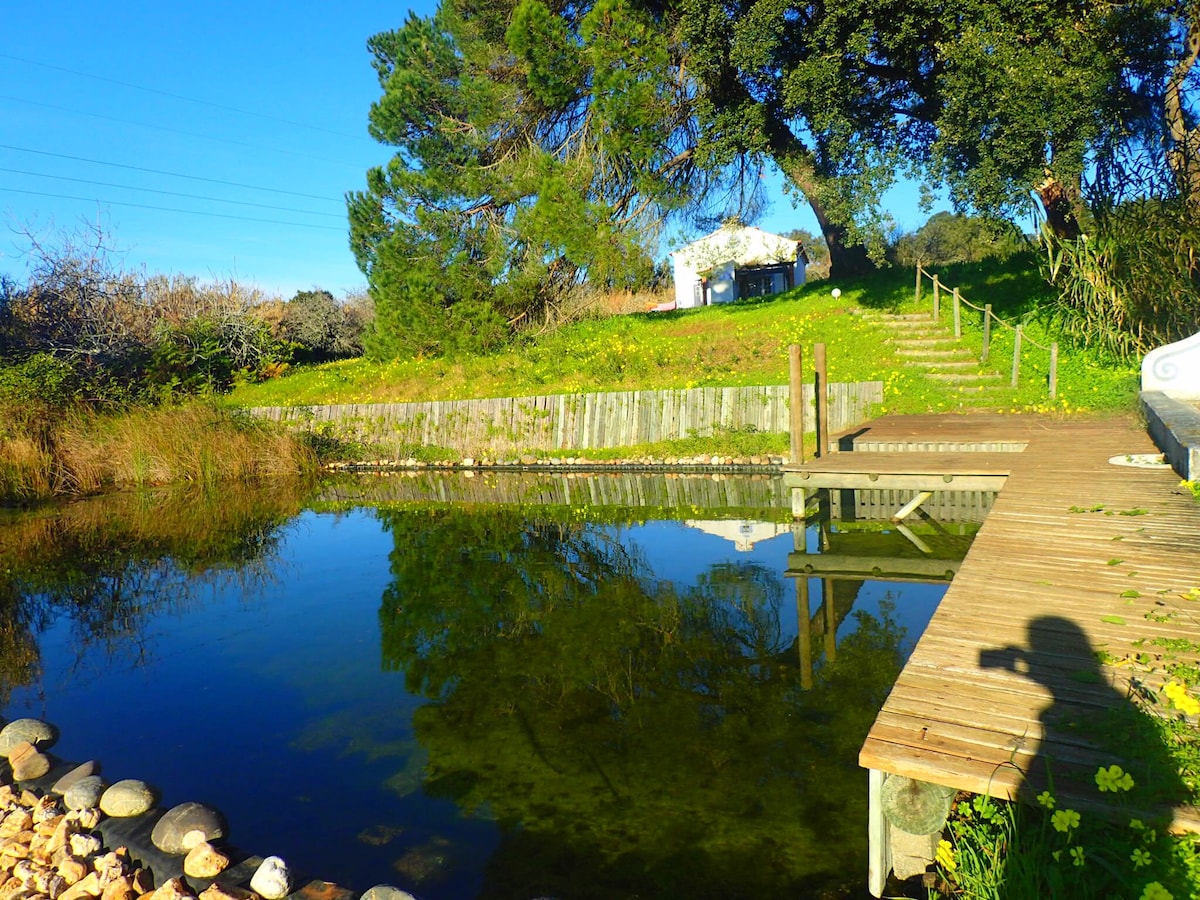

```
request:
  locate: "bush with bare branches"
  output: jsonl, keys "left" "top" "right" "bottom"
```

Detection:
{"left": 0, "top": 221, "right": 289, "bottom": 405}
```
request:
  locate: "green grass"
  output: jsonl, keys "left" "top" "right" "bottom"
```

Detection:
{"left": 227, "top": 254, "right": 1140, "bottom": 418}
{"left": 932, "top": 787, "right": 1200, "bottom": 900}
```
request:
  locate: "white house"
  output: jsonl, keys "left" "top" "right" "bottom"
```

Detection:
{"left": 669, "top": 223, "right": 806, "bottom": 309}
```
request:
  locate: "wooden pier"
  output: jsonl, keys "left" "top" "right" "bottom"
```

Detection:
{"left": 787, "top": 414, "right": 1200, "bottom": 895}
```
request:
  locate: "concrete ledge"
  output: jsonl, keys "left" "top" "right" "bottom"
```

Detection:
{"left": 1141, "top": 390, "right": 1200, "bottom": 481}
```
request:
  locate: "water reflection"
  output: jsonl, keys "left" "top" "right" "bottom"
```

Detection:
{"left": 0, "top": 475, "right": 978, "bottom": 898}
{"left": 0, "top": 482, "right": 306, "bottom": 703}
{"left": 373, "top": 503, "right": 915, "bottom": 898}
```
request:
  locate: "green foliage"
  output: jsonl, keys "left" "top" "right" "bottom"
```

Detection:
{"left": 349, "top": 0, "right": 715, "bottom": 360}
{"left": 0, "top": 352, "right": 96, "bottom": 408}
{"left": 148, "top": 316, "right": 287, "bottom": 398}
{"left": 1041, "top": 198, "right": 1200, "bottom": 359}
{"left": 933, "top": 779, "right": 1200, "bottom": 900}
{"left": 893, "top": 213, "right": 1028, "bottom": 268}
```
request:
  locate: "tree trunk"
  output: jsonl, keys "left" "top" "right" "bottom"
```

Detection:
{"left": 1036, "top": 177, "right": 1083, "bottom": 240}
{"left": 1166, "top": 9, "right": 1200, "bottom": 209}
{"left": 766, "top": 119, "right": 877, "bottom": 279}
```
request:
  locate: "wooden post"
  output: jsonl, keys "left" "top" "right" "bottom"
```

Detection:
{"left": 788, "top": 344, "right": 804, "bottom": 465}
{"left": 1049, "top": 342, "right": 1059, "bottom": 399}
{"left": 932, "top": 277, "right": 940, "bottom": 321}
{"left": 1011, "top": 324, "right": 1023, "bottom": 387}
{"left": 868, "top": 769, "right": 892, "bottom": 898}
{"left": 814, "top": 342, "right": 829, "bottom": 457}
{"left": 952, "top": 288, "right": 961, "bottom": 338}
{"left": 915, "top": 265, "right": 922, "bottom": 306}
{"left": 981, "top": 304, "right": 992, "bottom": 364}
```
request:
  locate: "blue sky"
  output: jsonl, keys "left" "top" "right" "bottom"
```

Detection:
{"left": 2, "top": 1, "right": 936, "bottom": 300}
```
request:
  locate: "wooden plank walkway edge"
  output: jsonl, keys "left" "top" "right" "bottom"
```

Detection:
{"left": 829, "top": 415, "right": 1200, "bottom": 896}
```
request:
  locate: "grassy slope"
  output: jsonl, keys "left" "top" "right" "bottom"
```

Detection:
{"left": 227, "top": 255, "right": 1140, "bottom": 418}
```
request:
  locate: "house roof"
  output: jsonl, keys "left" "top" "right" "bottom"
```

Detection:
{"left": 670, "top": 223, "right": 801, "bottom": 270}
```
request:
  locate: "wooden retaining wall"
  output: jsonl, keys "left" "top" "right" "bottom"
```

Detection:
{"left": 250, "top": 382, "right": 882, "bottom": 455}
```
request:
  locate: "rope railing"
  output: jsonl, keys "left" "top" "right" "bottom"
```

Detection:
{"left": 915, "top": 264, "right": 1058, "bottom": 398}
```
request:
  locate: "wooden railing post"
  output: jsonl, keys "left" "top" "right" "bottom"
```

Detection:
{"left": 932, "top": 277, "right": 941, "bottom": 321}
{"left": 814, "top": 342, "right": 829, "bottom": 457}
{"left": 953, "top": 288, "right": 962, "bottom": 338}
{"left": 981, "top": 304, "right": 992, "bottom": 364}
{"left": 1049, "top": 343, "right": 1059, "bottom": 399}
{"left": 915, "top": 265, "right": 922, "bottom": 306}
{"left": 1011, "top": 324, "right": 1023, "bottom": 387}
{"left": 789, "top": 344, "right": 804, "bottom": 464}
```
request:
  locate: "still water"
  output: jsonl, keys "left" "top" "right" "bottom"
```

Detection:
{"left": 0, "top": 474, "right": 979, "bottom": 898}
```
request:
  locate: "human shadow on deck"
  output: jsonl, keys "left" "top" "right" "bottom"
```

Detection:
{"left": 975, "top": 615, "right": 1194, "bottom": 895}
{"left": 982, "top": 615, "right": 1185, "bottom": 811}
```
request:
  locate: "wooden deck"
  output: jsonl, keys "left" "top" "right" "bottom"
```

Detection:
{"left": 815, "top": 415, "right": 1200, "bottom": 894}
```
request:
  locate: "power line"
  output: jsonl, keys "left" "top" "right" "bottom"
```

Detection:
{"left": 0, "top": 187, "right": 346, "bottom": 231}
{"left": 0, "top": 166, "right": 346, "bottom": 218}
{"left": 0, "top": 52, "right": 364, "bottom": 141}
{"left": 0, "top": 143, "right": 344, "bottom": 203}
{"left": 0, "top": 94, "right": 366, "bottom": 170}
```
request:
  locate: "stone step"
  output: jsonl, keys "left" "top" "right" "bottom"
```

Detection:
{"left": 893, "top": 338, "right": 963, "bottom": 348}
{"left": 881, "top": 319, "right": 941, "bottom": 329}
{"left": 925, "top": 360, "right": 985, "bottom": 370}
{"left": 886, "top": 330, "right": 952, "bottom": 340}
{"left": 927, "top": 372, "right": 1004, "bottom": 383}
{"left": 895, "top": 348, "right": 975, "bottom": 359}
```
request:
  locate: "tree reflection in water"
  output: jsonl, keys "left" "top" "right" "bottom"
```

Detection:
{"left": 376, "top": 507, "right": 908, "bottom": 899}
{"left": 0, "top": 482, "right": 305, "bottom": 704}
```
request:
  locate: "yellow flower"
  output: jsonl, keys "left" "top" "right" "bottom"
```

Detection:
{"left": 935, "top": 839, "right": 956, "bottom": 873}
{"left": 1052, "top": 809, "right": 1080, "bottom": 832}
{"left": 1164, "top": 681, "right": 1200, "bottom": 715}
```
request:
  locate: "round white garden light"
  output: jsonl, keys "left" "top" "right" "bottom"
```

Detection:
{"left": 831, "top": 288, "right": 842, "bottom": 299}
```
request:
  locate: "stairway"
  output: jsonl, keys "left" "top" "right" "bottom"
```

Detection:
{"left": 867, "top": 311, "right": 1006, "bottom": 391}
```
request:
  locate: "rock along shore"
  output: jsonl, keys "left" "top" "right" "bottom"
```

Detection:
{"left": 0, "top": 716, "right": 422, "bottom": 900}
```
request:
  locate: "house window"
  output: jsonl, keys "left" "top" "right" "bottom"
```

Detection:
{"left": 735, "top": 264, "right": 791, "bottom": 299}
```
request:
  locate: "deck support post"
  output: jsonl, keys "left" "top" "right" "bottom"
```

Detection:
{"left": 868, "top": 769, "right": 891, "bottom": 898}
{"left": 790, "top": 486, "right": 808, "bottom": 519}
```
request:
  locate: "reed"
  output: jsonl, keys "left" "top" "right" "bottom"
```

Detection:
{"left": 0, "top": 401, "right": 318, "bottom": 504}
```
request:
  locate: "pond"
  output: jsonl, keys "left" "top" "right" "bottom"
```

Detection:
{"left": 0, "top": 473, "right": 985, "bottom": 899}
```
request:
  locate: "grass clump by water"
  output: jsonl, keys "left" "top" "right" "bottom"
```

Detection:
{"left": 0, "top": 401, "right": 318, "bottom": 504}
{"left": 226, "top": 254, "right": 1141, "bottom": 419}
{"left": 931, "top": 776, "right": 1200, "bottom": 900}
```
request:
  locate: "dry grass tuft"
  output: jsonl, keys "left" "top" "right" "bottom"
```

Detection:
{"left": 1, "top": 401, "right": 316, "bottom": 503}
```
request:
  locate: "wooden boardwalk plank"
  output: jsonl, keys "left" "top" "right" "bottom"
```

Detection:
{"left": 852, "top": 414, "right": 1200, "bottom": 847}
